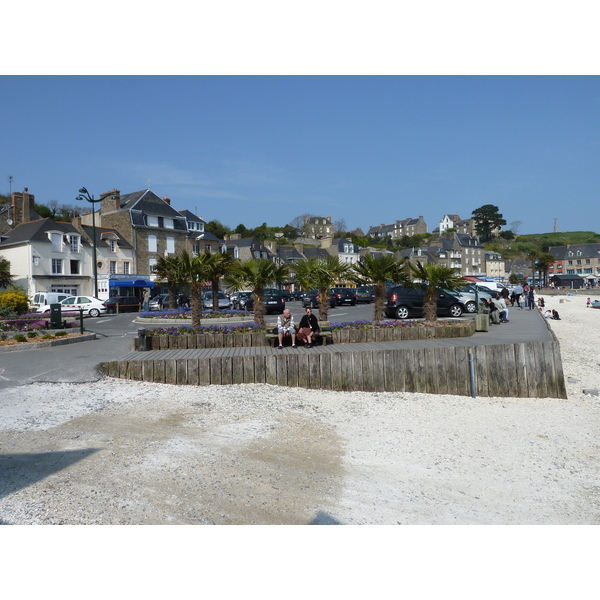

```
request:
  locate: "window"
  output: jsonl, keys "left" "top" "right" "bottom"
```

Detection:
{"left": 147, "top": 216, "right": 159, "bottom": 227}
{"left": 52, "top": 259, "right": 63, "bottom": 274}
{"left": 149, "top": 258, "right": 157, "bottom": 273}
{"left": 164, "top": 218, "right": 174, "bottom": 229}
{"left": 70, "top": 260, "right": 80, "bottom": 274}
{"left": 110, "top": 261, "right": 117, "bottom": 274}
{"left": 69, "top": 235, "right": 80, "bottom": 252}
{"left": 123, "top": 262, "right": 130, "bottom": 275}
{"left": 166, "top": 236, "right": 175, "bottom": 254}
{"left": 148, "top": 234, "right": 157, "bottom": 252}
{"left": 51, "top": 233, "right": 62, "bottom": 252}
{"left": 109, "top": 239, "right": 117, "bottom": 253}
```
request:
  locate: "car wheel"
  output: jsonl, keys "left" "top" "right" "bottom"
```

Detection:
{"left": 449, "top": 304, "right": 464, "bottom": 317}
{"left": 465, "top": 301, "right": 477, "bottom": 313}
{"left": 395, "top": 306, "right": 410, "bottom": 319}
{"left": 89, "top": 308, "right": 100, "bottom": 317}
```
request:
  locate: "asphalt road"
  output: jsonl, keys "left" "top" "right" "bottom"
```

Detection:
{"left": 0, "top": 301, "right": 383, "bottom": 391}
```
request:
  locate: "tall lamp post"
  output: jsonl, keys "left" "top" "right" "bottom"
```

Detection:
{"left": 274, "top": 233, "right": 283, "bottom": 291}
{"left": 76, "top": 187, "right": 117, "bottom": 298}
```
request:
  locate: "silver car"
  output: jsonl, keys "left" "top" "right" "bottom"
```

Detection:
{"left": 448, "top": 286, "right": 492, "bottom": 313}
{"left": 203, "top": 291, "right": 231, "bottom": 310}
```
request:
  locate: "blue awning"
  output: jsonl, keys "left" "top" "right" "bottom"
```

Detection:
{"left": 109, "top": 279, "right": 154, "bottom": 287}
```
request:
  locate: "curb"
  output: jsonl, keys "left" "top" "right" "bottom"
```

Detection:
{"left": 0, "top": 333, "right": 97, "bottom": 354}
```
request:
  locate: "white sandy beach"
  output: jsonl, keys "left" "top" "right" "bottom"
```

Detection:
{"left": 0, "top": 294, "right": 598, "bottom": 526}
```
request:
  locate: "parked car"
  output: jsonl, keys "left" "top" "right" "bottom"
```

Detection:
{"left": 449, "top": 286, "right": 492, "bottom": 313}
{"left": 37, "top": 295, "right": 107, "bottom": 317}
{"left": 149, "top": 294, "right": 170, "bottom": 310}
{"left": 302, "top": 290, "right": 336, "bottom": 309}
{"left": 385, "top": 285, "right": 465, "bottom": 319}
{"left": 231, "top": 291, "right": 253, "bottom": 310}
{"left": 330, "top": 287, "right": 358, "bottom": 306}
{"left": 280, "top": 290, "right": 294, "bottom": 302}
{"left": 291, "top": 290, "right": 305, "bottom": 301}
{"left": 355, "top": 286, "right": 375, "bottom": 303}
{"left": 245, "top": 289, "right": 285, "bottom": 314}
{"left": 203, "top": 290, "right": 231, "bottom": 310}
{"left": 102, "top": 296, "right": 141, "bottom": 313}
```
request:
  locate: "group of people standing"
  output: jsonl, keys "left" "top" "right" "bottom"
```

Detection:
{"left": 509, "top": 283, "right": 537, "bottom": 310}
{"left": 276, "top": 307, "right": 321, "bottom": 349}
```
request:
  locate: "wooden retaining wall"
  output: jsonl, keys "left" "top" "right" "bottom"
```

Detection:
{"left": 134, "top": 321, "right": 475, "bottom": 350}
{"left": 99, "top": 338, "right": 567, "bottom": 398}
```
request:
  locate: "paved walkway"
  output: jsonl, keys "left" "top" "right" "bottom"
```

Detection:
{"left": 119, "top": 307, "right": 553, "bottom": 362}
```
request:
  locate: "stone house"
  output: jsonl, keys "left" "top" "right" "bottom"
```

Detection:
{"left": 92, "top": 189, "right": 190, "bottom": 287}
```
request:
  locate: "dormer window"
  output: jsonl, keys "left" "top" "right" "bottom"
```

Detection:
{"left": 109, "top": 239, "right": 117, "bottom": 253}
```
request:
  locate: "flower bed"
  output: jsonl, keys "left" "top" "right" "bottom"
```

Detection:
{"left": 1, "top": 314, "right": 79, "bottom": 333}
{"left": 140, "top": 308, "right": 251, "bottom": 320}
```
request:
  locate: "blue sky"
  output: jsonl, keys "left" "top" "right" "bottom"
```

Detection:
{"left": 2, "top": 75, "right": 598, "bottom": 236}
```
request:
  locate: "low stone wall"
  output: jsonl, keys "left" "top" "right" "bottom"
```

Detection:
{"left": 134, "top": 320, "right": 475, "bottom": 350}
{"left": 99, "top": 337, "right": 566, "bottom": 398}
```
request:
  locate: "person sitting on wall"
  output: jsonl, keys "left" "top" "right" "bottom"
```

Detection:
{"left": 276, "top": 308, "right": 296, "bottom": 349}
{"left": 297, "top": 307, "right": 320, "bottom": 348}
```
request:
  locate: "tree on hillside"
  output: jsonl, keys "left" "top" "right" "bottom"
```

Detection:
{"left": 472, "top": 204, "right": 507, "bottom": 243}
{"left": 350, "top": 254, "right": 409, "bottom": 322}
{"left": 408, "top": 261, "right": 465, "bottom": 323}
{"left": 509, "top": 220, "right": 522, "bottom": 235}
{"left": 205, "top": 219, "right": 231, "bottom": 240}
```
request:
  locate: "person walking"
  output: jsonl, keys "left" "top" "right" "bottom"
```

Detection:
{"left": 142, "top": 288, "right": 151, "bottom": 312}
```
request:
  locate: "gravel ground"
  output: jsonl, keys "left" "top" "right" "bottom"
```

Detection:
{"left": 0, "top": 294, "right": 599, "bottom": 525}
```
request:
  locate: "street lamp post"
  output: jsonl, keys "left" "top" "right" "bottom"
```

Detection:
{"left": 76, "top": 187, "right": 117, "bottom": 298}
{"left": 274, "top": 233, "right": 283, "bottom": 291}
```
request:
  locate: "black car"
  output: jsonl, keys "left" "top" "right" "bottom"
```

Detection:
{"left": 355, "top": 286, "right": 375, "bottom": 303}
{"left": 384, "top": 285, "right": 465, "bottom": 319}
{"left": 244, "top": 289, "right": 285, "bottom": 314}
{"left": 231, "top": 291, "right": 253, "bottom": 310}
{"left": 330, "top": 287, "right": 358, "bottom": 306}
{"left": 302, "top": 290, "right": 336, "bottom": 309}
{"left": 102, "top": 296, "right": 141, "bottom": 313}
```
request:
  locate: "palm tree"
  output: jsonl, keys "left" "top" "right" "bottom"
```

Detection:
{"left": 177, "top": 250, "right": 214, "bottom": 327}
{"left": 0, "top": 256, "right": 14, "bottom": 289}
{"left": 535, "top": 252, "right": 556, "bottom": 288}
{"left": 226, "top": 258, "right": 289, "bottom": 326}
{"left": 294, "top": 255, "right": 352, "bottom": 322}
{"left": 350, "top": 254, "right": 410, "bottom": 322}
{"left": 409, "top": 261, "right": 465, "bottom": 323}
{"left": 152, "top": 255, "right": 182, "bottom": 311}
{"left": 200, "top": 251, "right": 234, "bottom": 311}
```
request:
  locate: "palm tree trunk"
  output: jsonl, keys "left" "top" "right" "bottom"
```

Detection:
{"left": 211, "top": 279, "right": 220, "bottom": 311}
{"left": 423, "top": 287, "right": 437, "bottom": 323}
{"left": 253, "top": 287, "right": 266, "bottom": 326}
{"left": 373, "top": 281, "right": 387, "bottom": 322}
{"left": 318, "top": 285, "right": 329, "bottom": 321}
{"left": 190, "top": 282, "right": 202, "bottom": 328}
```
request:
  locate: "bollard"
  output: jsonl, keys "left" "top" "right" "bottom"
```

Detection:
{"left": 138, "top": 328, "right": 148, "bottom": 351}
{"left": 79, "top": 309, "right": 85, "bottom": 334}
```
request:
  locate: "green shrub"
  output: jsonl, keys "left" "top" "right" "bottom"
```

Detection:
{"left": 54, "top": 330, "right": 68, "bottom": 337}
{"left": 0, "top": 287, "right": 29, "bottom": 314}
{"left": 0, "top": 332, "right": 7, "bottom": 340}
{"left": 13, "top": 333, "right": 27, "bottom": 342}
{"left": 42, "top": 333, "right": 53, "bottom": 340}
{"left": 27, "top": 331, "right": 38, "bottom": 338}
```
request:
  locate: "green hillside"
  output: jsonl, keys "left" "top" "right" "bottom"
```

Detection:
{"left": 517, "top": 231, "right": 600, "bottom": 250}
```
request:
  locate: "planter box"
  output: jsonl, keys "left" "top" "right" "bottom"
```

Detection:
{"left": 134, "top": 322, "right": 474, "bottom": 351}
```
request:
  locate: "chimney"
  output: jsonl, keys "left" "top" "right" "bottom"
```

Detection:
{"left": 101, "top": 189, "right": 121, "bottom": 213}
{"left": 162, "top": 196, "right": 171, "bottom": 205}
{"left": 22, "top": 188, "right": 32, "bottom": 223}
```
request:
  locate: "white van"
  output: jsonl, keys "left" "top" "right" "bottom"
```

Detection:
{"left": 31, "top": 292, "right": 71, "bottom": 312}
{"left": 473, "top": 281, "right": 507, "bottom": 294}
